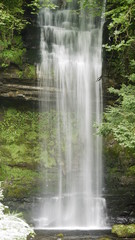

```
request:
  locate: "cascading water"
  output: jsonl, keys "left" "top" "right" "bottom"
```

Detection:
{"left": 35, "top": 0, "right": 108, "bottom": 229}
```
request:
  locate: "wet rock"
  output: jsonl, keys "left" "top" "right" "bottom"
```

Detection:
{"left": 105, "top": 193, "right": 135, "bottom": 225}
{"left": 97, "top": 237, "right": 111, "bottom": 240}
{"left": 0, "top": 65, "right": 58, "bottom": 102}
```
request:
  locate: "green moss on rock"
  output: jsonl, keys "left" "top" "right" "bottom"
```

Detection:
{"left": 0, "top": 165, "right": 41, "bottom": 199}
{"left": 112, "top": 224, "right": 135, "bottom": 238}
{"left": 0, "top": 107, "right": 79, "bottom": 199}
{"left": 0, "top": 63, "right": 37, "bottom": 80}
{"left": 56, "top": 233, "right": 64, "bottom": 239}
{"left": 103, "top": 135, "right": 135, "bottom": 192}
{"left": 23, "top": 64, "right": 36, "bottom": 79}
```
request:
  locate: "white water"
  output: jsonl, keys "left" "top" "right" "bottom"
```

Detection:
{"left": 35, "top": 0, "right": 107, "bottom": 229}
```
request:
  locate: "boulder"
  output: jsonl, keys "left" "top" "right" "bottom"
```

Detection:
{"left": 112, "top": 224, "right": 135, "bottom": 238}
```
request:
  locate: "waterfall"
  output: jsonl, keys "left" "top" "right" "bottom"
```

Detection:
{"left": 35, "top": 0, "right": 107, "bottom": 229}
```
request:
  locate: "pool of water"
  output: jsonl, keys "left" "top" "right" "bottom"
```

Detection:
{"left": 33, "top": 229, "right": 112, "bottom": 240}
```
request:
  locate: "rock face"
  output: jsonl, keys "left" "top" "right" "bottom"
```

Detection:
{"left": 0, "top": 66, "right": 57, "bottom": 102}
{"left": 0, "top": 66, "right": 37, "bottom": 101}
{"left": 0, "top": 17, "right": 40, "bottom": 102}
{"left": 0, "top": 64, "right": 67, "bottom": 103}
{"left": 105, "top": 192, "right": 135, "bottom": 225}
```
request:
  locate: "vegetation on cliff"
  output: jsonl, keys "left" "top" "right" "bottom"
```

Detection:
{"left": 0, "top": 108, "right": 54, "bottom": 198}
{"left": 0, "top": 0, "right": 41, "bottom": 68}
{"left": 101, "top": 0, "right": 135, "bottom": 141}
{"left": 97, "top": 0, "right": 135, "bottom": 187}
{"left": 0, "top": 108, "right": 79, "bottom": 198}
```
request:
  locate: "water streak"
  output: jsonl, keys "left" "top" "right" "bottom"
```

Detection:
{"left": 35, "top": 0, "right": 107, "bottom": 229}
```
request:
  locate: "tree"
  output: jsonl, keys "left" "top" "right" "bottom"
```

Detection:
{"left": 99, "top": 0, "right": 135, "bottom": 153}
{"left": 0, "top": 0, "right": 41, "bottom": 67}
{"left": 99, "top": 82, "right": 135, "bottom": 150}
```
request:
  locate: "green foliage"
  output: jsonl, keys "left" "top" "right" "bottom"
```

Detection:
{"left": 0, "top": 1, "right": 25, "bottom": 67}
{"left": 0, "top": 0, "right": 58, "bottom": 67}
{"left": 127, "top": 166, "right": 135, "bottom": 176}
{"left": 0, "top": 2, "right": 26, "bottom": 36}
{"left": 42, "top": 0, "right": 58, "bottom": 9}
{"left": 0, "top": 0, "right": 41, "bottom": 67}
{"left": 103, "top": 0, "right": 135, "bottom": 82}
{"left": 100, "top": 0, "right": 135, "bottom": 174}
{"left": 0, "top": 48, "right": 26, "bottom": 67}
{"left": 104, "top": 0, "right": 135, "bottom": 51}
{"left": 99, "top": 84, "right": 135, "bottom": 149}
{"left": 27, "top": 0, "right": 57, "bottom": 14}
{"left": 79, "top": 0, "right": 103, "bottom": 16}
{"left": 26, "top": 0, "right": 41, "bottom": 14}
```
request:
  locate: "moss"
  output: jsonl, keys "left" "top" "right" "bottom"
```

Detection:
{"left": 0, "top": 63, "right": 37, "bottom": 79}
{"left": 56, "top": 233, "right": 64, "bottom": 238}
{"left": 23, "top": 64, "right": 36, "bottom": 79}
{"left": 0, "top": 165, "right": 41, "bottom": 199}
{"left": 0, "top": 107, "right": 79, "bottom": 198}
{"left": 16, "top": 69, "right": 24, "bottom": 78}
{"left": 0, "top": 108, "right": 58, "bottom": 170}
{"left": 112, "top": 224, "right": 135, "bottom": 238}
{"left": 103, "top": 135, "right": 135, "bottom": 190}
